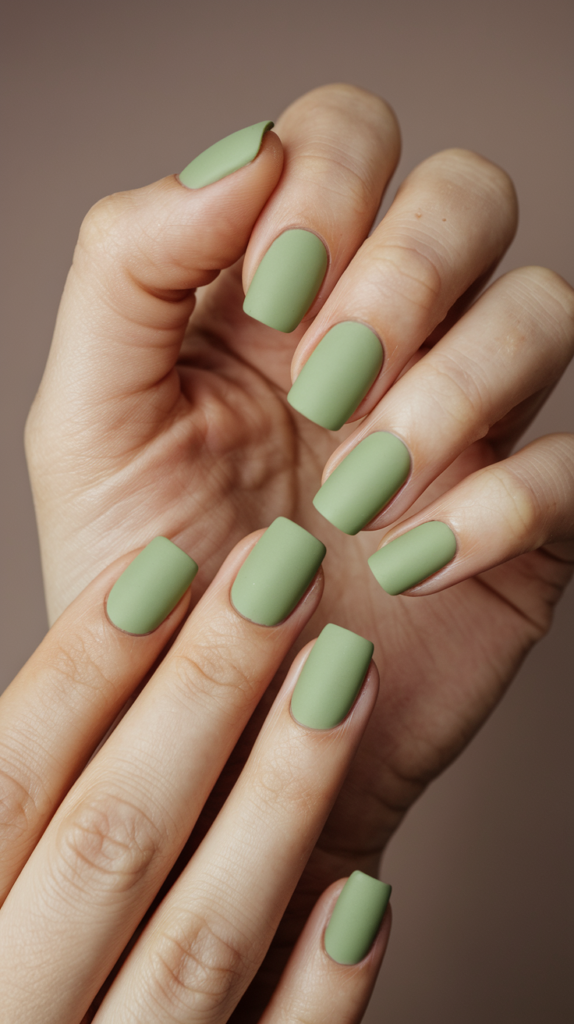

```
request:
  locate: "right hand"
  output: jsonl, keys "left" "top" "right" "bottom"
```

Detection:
{"left": 26, "top": 83, "right": 574, "bottom": 1016}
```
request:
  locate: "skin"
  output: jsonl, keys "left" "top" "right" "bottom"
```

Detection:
{"left": 22, "top": 83, "right": 574, "bottom": 1017}
{"left": 0, "top": 538, "right": 390, "bottom": 1023}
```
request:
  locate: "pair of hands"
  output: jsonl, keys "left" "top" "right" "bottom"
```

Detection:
{"left": 2, "top": 83, "right": 573, "bottom": 1020}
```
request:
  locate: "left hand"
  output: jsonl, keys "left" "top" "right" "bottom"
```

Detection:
{"left": 25, "top": 84, "right": 574, "bottom": 1015}
{"left": 0, "top": 532, "right": 388, "bottom": 1024}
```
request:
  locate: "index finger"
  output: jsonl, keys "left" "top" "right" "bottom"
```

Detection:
{"left": 0, "top": 537, "right": 198, "bottom": 903}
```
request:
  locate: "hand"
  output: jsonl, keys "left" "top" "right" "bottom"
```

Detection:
{"left": 0, "top": 530, "right": 391, "bottom": 1023}
{"left": 26, "top": 83, "right": 574, "bottom": 1012}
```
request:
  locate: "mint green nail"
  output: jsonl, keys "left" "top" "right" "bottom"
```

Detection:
{"left": 231, "top": 517, "right": 326, "bottom": 626}
{"left": 106, "top": 537, "right": 198, "bottom": 635}
{"left": 179, "top": 120, "right": 274, "bottom": 189}
{"left": 288, "top": 322, "right": 383, "bottom": 430}
{"left": 368, "top": 520, "right": 457, "bottom": 595}
{"left": 325, "top": 871, "right": 392, "bottom": 965}
{"left": 243, "top": 229, "right": 328, "bottom": 333}
{"left": 313, "top": 432, "right": 411, "bottom": 535}
{"left": 291, "top": 624, "right": 373, "bottom": 730}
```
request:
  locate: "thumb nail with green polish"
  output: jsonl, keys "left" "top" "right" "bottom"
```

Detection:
{"left": 313, "top": 432, "right": 411, "bottom": 536}
{"left": 106, "top": 536, "right": 198, "bottom": 635}
{"left": 231, "top": 517, "right": 326, "bottom": 627}
{"left": 243, "top": 229, "right": 328, "bottom": 333}
{"left": 325, "top": 871, "right": 392, "bottom": 965}
{"left": 288, "top": 322, "right": 383, "bottom": 430}
{"left": 368, "top": 520, "right": 457, "bottom": 595}
{"left": 179, "top": 120, "right": 274, "bottom": 189}
{"left": 291, "top": 624, "right": 373, "bottom": 730}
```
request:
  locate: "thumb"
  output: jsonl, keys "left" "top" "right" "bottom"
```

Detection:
{"left": 35, "top": 123, "right": 282, "bottom": 417}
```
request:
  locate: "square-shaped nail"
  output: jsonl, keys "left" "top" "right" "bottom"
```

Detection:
{"left": 179, "top": 121, "right": 274, "bottom": 189}
{"left": 231, "top": 517, "right": 326, "bottom": 626}
{"left": 243, "top": 229, "right": 328, "bottom": 333}
{"left": 368, "top": 520, "right": 457, "bottom": 594}
{"left": 290, "top": 624, "right": 373, "bottom": 729}
{"left": 288, "top": 322, "right": 383, "bottom": 430}
{"left": 313, "top": 432, "right": 411, "bottom": 535}
{"left": 106, "top": 537, "right": 198, "bottom": 635}
{"left": 324, "top": 871, "right": 392, "bottom": 965}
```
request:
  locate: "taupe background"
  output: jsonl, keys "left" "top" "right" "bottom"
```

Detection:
{"left": 1, "top": 0, "right": 573, "bottom": 1019}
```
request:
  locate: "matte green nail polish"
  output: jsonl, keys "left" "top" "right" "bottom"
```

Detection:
{"left": 313, "top": 432, "right": 411, "bottom": 535}
{"left": 231, "top": 517, "right": 326, "bottom": 626}
{"left": 325, "top": 871, "right": 392, "bottom": 965}
{"left": 106, "top": 537, "right": 198, "bottom": 634}
{"left": 179, "top": 120, "right": 274, "bottom": 189}
{"left": 288, "top": 322, "right": 383, "bottom": 430}
{"left": 291, "top": 624, "right": 373, "bottom": 730}
{"left": 368, "top": 520, "right": 457, "bottom": 595}
{"left": 243, "top": 229, "right": 328, "bottom": 333}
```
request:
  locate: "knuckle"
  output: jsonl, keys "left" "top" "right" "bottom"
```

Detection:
{"left": 0, "top": 763, "right": 43, "bottom": 857}
{"left": 423, "top": 352, "right": 488, "bottom": 436}
{"left": 170, "top": 627, "right": 264, "bottom": 717}
{"left": 489, "top": 463, "right": 540, "bottom": 538}
{"left": 367, "top": 241, "right": 443, "bottom": 316}
{"left": 294, "top": 151, "right": 374, "bottom": 218}
{"left": 508, "top": 266, "right": 574, "bottom": 340}
{"left": 38, "top": 632, "right": 113, "bottom": 712}
{"left": 414, "top": 148, "right": 517, "bottom": 215}
{"left": 147, "top": 912, "right": 252, "bottom": 1020}
{"left": 251, "top": 741, "right": 315, "bottom": 821}
{"left": 55, "top": 791, "right": 161, "bottom": 899}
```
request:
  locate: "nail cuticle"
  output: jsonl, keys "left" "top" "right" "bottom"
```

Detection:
{"left": 314, "top": 431, "right": 412, "bottom": 535}
{"left": 290, "top": 624, "right": 374, "bottom": 731}
{"left": 230, "top": 517, "right": 326, "bottom": 627}
{"left": 288, "top": 321, "right": 384, "bottom": 430}
{"left": 368, "top": 520, "right": 457, "bottom": 596}
{"left": 105, "top": 537, "right": 199, "bottom": 635}
{"left": 243, "top": 229, "right": 329, "bottom": 333}
{"left": 324, "top": 871, "right": 392, "bottom": 965}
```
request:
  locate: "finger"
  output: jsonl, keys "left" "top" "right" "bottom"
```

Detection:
{"left": 0, "top": 519, "right": 325, "bottom": 1024}
{"left": 241, "top": 83, "right": 400, "bottom": 335}
{"left": 259, "top": 876, "right": 392, "bottom": 1024}
{"left": 288, "top": 146, "right": 517, "bottom": 430}
{"left": 311, "top": 267, "right": 574, "bottom": 536}
{"left": 94, "top": 626, "right": 379, "bottom": 1023}
{"left": 0, "top": 537, "right": 197, "bottom": 903}
{"left": 27, "top": 123, "right": 283, "bottom": 440}
{"left": 367, "top": 433, "right": 574, "bottom": 605}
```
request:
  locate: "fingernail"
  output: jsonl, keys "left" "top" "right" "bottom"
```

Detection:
{"left": 179, "top": 120, "right": 274, "bottom": 189}
{"left": 288, "top": 322, "right": 383, "bottom": 430}
{"left": 325, "top": 871, "right": 392, "bottom": 965}
{"left": 243, "top": 229, "right": 328, "bottom": 333}
{"left": 106, "top": 537, "right": 198, "bottom": 634}
{"left": 290, "top": 624, "right": 373, "bottom": 730}
{"left": 313, "top": 432, "right": 411, "bottom": 535}
{"left": 231, "top": 517, "right": 326, "bottom": 626}
{"left": 368, "top": 520, "right": 457, "bottom": 595}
